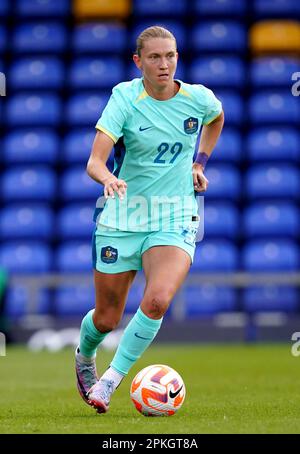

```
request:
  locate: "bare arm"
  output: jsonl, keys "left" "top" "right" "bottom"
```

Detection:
{"left": 192, "top": 111, "right": 224, "bottom": 192}
{"left": 86, "top": 131, "right": 127, "bottom": 199}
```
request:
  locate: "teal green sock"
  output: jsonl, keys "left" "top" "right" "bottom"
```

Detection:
{"left": 110, "top": 307, "right": 163, "bottom": 376}
{"left": 79, "top": 309, "right": 108, "bottom": 358}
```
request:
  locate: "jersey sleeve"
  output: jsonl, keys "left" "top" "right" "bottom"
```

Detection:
{"left": 200, "top": 86, "right": 223, "bottom": 125}
{"left": 95, "top": 84, "right": 129, "bottom": 143}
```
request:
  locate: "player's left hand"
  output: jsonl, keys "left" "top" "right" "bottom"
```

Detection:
{"left": 192, "top": 163, "right": 209, "bottom": 192}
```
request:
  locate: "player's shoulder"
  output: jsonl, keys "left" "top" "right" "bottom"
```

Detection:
{"left": 179, "top": 80, "right": 216, "bottom": 99}
{"left": 112, "top": 78, "right": 143, "bottom": 101}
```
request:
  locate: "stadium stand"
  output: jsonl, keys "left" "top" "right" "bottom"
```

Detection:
{"left": 0, "top": 0, "right": 299, "bottom": 324}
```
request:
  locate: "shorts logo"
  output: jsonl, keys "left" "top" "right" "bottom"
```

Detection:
{"left": 184, "top": 117, "right": 198, "bottom": 134}
{"left": 101, "top": 246, "right": 118, "bottom": 263}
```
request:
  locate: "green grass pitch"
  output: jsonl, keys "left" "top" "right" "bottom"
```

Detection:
{"left": 0, "top": 344, "right": 300, "bottom": 434}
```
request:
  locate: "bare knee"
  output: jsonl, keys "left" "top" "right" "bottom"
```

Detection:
{"left": 93, "top": 292, "right": 123, "bottom": 333}
{"left": 92, "top": 311, "right": 121, "bottom": 333}
{"left": 141, "top": 290, "right": 172, "bottom": 319}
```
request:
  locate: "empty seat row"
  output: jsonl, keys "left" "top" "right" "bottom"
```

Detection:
{"left": 1, "top": 0, "right": 297, "bottom": 19}
{"left": 7, "top": 56, "right": 299, "bottom": 90}
{"left": 1, "top": 20, "right": 299, "bottom": 54}
{"left": 0, "top": 166, "right": 103, "bottom": 201}
{"left": 4, "top": 283, "right": 299, "bottom": 318}
{"left": 0, "top": 21, "right": 249, "bottom": 53}
{"left": 1, "top": 91, "right": 299, "bottom": 126}
{"left": 183, "top": 285, "right": 298, "bottom": 317}
{"left": 1, "top": 201, "right": 298, "bottom": 241}
{"left": 0, "top": 239, "right": 298, "bottom": 274}
{"left": 133, "top": 0, "right": 299, "bottom": 17}
{"left": 2, "top": 127, "right": 299, "bottom": 164}
{"left": 0, "top": 0, "right": 70, "bottom": 17}
{"left": 3, "top": 93, "right": 109, "bottom": 126}
{"left": 1, "top": 164, "right": 299, "bottom": 201}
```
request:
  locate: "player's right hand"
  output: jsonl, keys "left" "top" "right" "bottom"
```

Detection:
{"left": 103, "top": 176, "right": 127, "bottom": 200}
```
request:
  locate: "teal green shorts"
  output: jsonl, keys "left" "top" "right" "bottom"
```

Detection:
{"left": 92, "top": 223, "right": 198, "bottom": 274}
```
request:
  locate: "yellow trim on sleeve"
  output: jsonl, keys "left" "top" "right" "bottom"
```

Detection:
{"left": 203, "top": 111, "right": 223, "bottom": 126}
{"left": 96, "top": 125, "right": 118, "bottom": 143}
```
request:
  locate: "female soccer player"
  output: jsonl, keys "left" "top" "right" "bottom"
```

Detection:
{"left": 75, "top": 26, "right": 224, "bottom": 413}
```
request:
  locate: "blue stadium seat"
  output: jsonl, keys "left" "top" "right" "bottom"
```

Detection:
{"left": 128, "top": 60, "right": 185, "bottom": 81}
{"left": 70, "top": 57, "right": 125, "bottom": 89}
{"left": 194, "top": 0, "right": 247, "bottom": 16}
{"left": 55, "top": 242, "right": 92, "bottom": 272}
{"left": 133, "top": 0, "right": 186, "bottom": 15}
{"left": 131, "top": 21, "right": 186, "bottom": 51}
{"left": 242, "top": 239, "right": 299, "bottom": 271}
{"left": 73, "top": 23, "right": 126, "bottom": 53}
{"left": 243, "top": 286, "right": 298, "bottom": 313}
{"left": 247, "top": 127, "right": 300, "bottom": 161}
{"left": 251, "top": 57, "right": 300, "bottom": 87}
{"left": 192, "top": 21, "right": 246, "bottom": 51}
{"left": 184, "top": 285, "right": 237, "bottom": 317}
{"left": 192, "top": 240, "right": 238, "bottom": 272}
{"left": 0, "top": 204, "right": 54, "bottom": 239}
{"left": 13, "top": 22, "right": 67, "bottom": 52}
{"left": 62, "top": 129, "right": 95, "bottom": 163}
{"left": 0, "top": 25, "right": 6, "bottom": 51}
{"left": 204, "top": 202, "right": 239, "bottom": 238}
{"left": 0, "top": 0, "right": 9, "bottom": 16}
{"left": 16, "top": 0, "right": 70, "bottom": 16}
{"left": 0, "top": 241, "right": 52, "bottom": 273}
{"left": 60, "top": 167, "right": 103, "bottom": 201}
{"left": 249, "top": 91, "right": 300, "bottom": 124}
{"left": 54, "top": 284, "right": 94, "bottom": 316}
{"left": 9, "top": 57, "right": 64, "bottom": 90}
{"left": 244, "top": 202, "right": 299, "bottom": 238}
{"left": 254, "top": 0, "right": 300, "bottom": 16}
{"left": 6, "top": 93, "right": 61, "bottom": 126}
{"left": 66, "top": 93, "right": 109, "bottom": 126}
{"left": 57, "top": 204, "right": 94, "bottom": 239}
{"left": 3, "top": 129, "right": 59, "bottom": 163}
{"left": 246, "top": 164, "right": 300, "bottom": 199}
{"left": 189, "top": 56, "right": 245, "bottom": 88}
{"left": 214, "top": 91, "right": 244, "bottom": 124}
{"left": 204, "top": 164, "right": 241, "bottom": 200}
{"left": 5, "top": 286, "right": 50, "bottom": 318}
{"left": 2, "top": 166, "right": 56, "bottom": 201}
{"left": 210, "top": 127, "right": 241, "bottom": 162}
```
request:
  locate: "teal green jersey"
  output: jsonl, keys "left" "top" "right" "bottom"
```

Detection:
{"left": 95, "top": 78, "right": 222, "bottom": 232}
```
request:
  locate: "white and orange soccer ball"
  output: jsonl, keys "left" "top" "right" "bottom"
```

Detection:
{"left": 130, "top": 364, "right": 186, "bottom": 416}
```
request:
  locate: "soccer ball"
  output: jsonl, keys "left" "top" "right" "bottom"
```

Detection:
{"left": 130, "top": 364, "right": 186, "bottom": 416}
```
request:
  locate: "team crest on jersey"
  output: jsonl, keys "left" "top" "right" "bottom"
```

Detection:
{"left": 101, "top": 246, "right": 118, "bottom": 263}
{"left": 184, "top": 117, "right": 198, "bottom": 134}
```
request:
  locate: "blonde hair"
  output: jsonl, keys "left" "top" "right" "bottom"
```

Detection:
{"left": 135, "top": 26, "right": 177, "bottom": 57}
